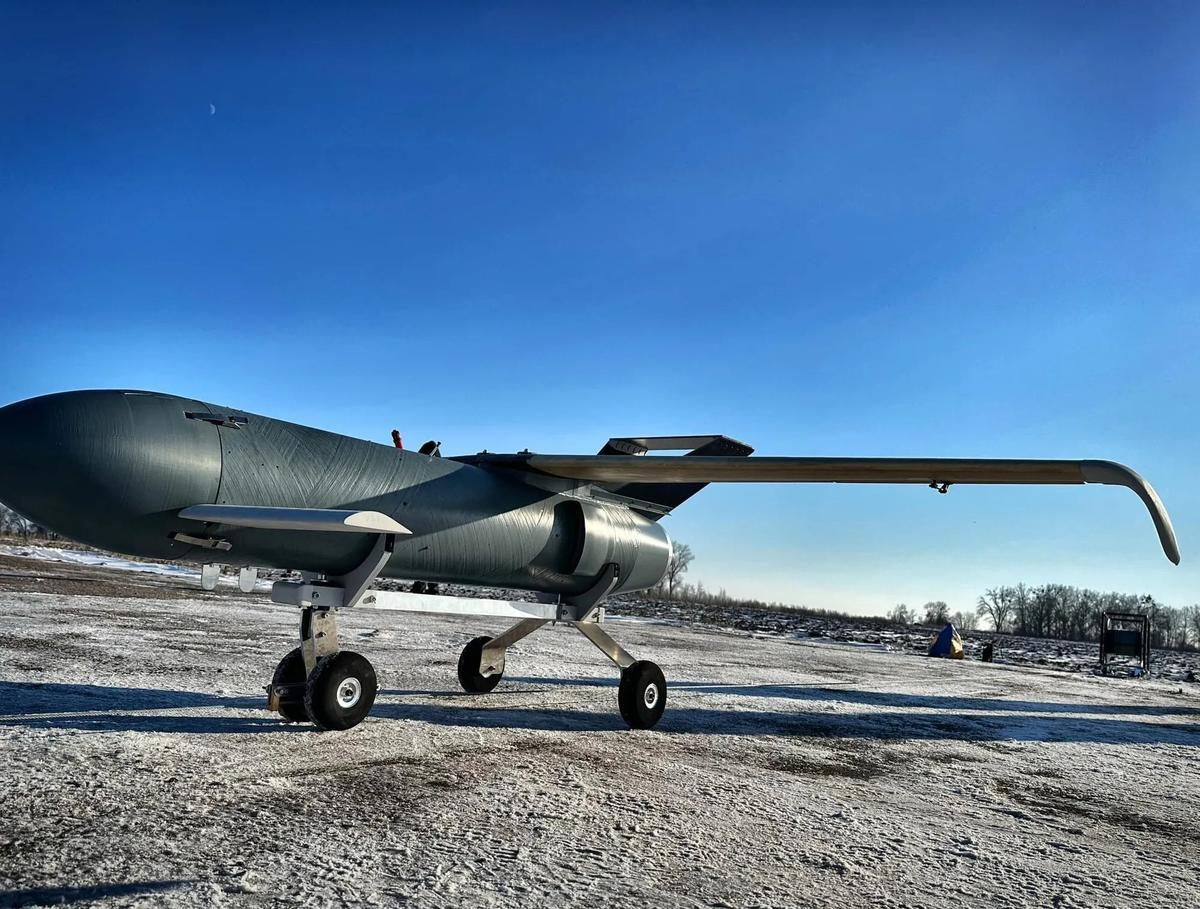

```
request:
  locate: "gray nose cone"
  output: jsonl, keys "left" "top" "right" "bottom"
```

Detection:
{"left": 0, "top": 390, "right": 223, "bottom": 558}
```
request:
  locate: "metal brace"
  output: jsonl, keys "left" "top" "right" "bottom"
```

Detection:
{"left": 289, "top": 533, "right": 397, "bottom": 676}
{"left": 476, "top": 562, "right": 633, "bottom": 676}
{"left": 332, "top": 533, "right": 396, "bottom": 608}
{"left": 175, "top": 533, "right": 232, "bottom": 552}
{"left": 479, "top": 618, "right": 547, "bottom": 677}
{"left": 270, "top": 533, "right": 396, "bottom": 610}
{"left": 573, "top": 621, "right": 636, "bottom": 670}
{"left": 299, "top": 607, "right": 340, "bottom": 675}
{"left": 567, "top": 562, "right": 635, "bottom": 668}
{"left": 561, "top": 562, "right": 620, "bottom": 621}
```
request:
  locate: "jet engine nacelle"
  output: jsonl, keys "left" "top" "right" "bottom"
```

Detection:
{"left": 556, "top": 500, "right": 672, "bottom": 596}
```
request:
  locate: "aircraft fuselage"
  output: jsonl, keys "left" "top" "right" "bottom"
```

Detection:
{"left": 0, "top": 390, "right": 672, "bottom": 596}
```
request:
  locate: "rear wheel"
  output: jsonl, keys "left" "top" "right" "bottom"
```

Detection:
{"left": 457, "top": 636, "right": 503, "bottom": 694}
{"left": 618, "top": 660, "right": 667, "bottom": 730}
{"left": 271, "top": 648, "right": 309, "bottom": 723}
{"left": 304, "top": 651, "right": 377, "bottom": 730}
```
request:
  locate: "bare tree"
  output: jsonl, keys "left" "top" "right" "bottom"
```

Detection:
{"left": 976, "top": 587, "right": 1013, "bottom": 634}
{"left": 952, "top": 610, "right": 977, "bottom": 632}
{"left": 1184, "top": 604, "right": 1200, "bottom": 651}
{"left": 665, "top": 542, "right": 694, "bottom": 598}
{"left": 922, "top": 601, "right": 950, "bottom": 625}
{"left": 888, "top": 603, "right": 914, "bottom": 625}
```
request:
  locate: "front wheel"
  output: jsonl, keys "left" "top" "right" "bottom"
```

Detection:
{"left": 618, "top": 660, "right": 667, "bottom": 730}
{"left": 304, "top": 651, "right": 378, "bottom": 730}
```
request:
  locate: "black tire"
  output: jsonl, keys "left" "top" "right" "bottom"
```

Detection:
{"left": 304, "top": 651, "right": 378, "bottom": 730}
{"left": 271, "top": 648, "right": 310, "bottom": 724}
{"left": 618, "top": 660, "right": 667, "bottom": 730}
{"left": 457, "top": 636, "right": 502, "bottom": 694}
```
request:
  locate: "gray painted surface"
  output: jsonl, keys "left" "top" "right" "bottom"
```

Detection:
{"left": 0, "top": 390, "right": 671, "bottom": 596}
{"left": 0, "top": 391, "right": 221, "bottom": 560}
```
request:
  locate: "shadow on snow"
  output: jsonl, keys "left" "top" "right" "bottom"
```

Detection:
{"left": 1, "top": 679, "right": 1195, "bottom": 744}
{"left": 0, "top": 681, "right": 294, "bottom": 735}
{"left": 0, "top": 880, "right": 195, "bottom": 908}
{"left": 373, "top": 681, "right": 1200, "bottom": 746}
{"left": 504, "top": 676, "right": 1200, "bottom": 717}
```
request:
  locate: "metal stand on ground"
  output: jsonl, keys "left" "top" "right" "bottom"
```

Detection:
{"left": 1099, "top": 611, "right": 1151, "bottom": 677}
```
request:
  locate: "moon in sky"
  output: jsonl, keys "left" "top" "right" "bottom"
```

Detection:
{"left": 209, "top": 103, "right": 216, "bottom": 116}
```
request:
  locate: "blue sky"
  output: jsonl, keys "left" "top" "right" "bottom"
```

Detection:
{"left": 2, "top": 2, "right": 1197, "bottom": 614}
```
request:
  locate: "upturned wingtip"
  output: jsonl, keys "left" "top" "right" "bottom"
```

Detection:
{"left": 1081, "top": 460, "right": 1180, "bottom": 565}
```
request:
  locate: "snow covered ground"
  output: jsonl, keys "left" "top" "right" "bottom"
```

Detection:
{"left": 1, "top": 551, "right": 1198, "bottom": 908}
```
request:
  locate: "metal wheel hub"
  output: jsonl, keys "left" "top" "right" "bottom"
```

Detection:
{"left": 643, "top": 683, "right": 660, "bottom": 710}
{"left": 337, "top": 677, "right": 362, "bottom": 709}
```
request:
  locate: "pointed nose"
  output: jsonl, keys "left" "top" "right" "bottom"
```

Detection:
{"left": 0, "top": 390, "right": 223, "bottom": 557}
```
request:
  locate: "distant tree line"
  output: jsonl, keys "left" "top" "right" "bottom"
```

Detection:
{"left": 972, "top": 583, "right": 1200, "bottom": 651}
{"left": 888, "top": 585, "right": 1200, "bottom": 651}
{"left": 651, "top": 542, "right": 1200, "bottom": 651}
{"left": 660, "top": 540, "right": 1199, "bottom": 652}
{"left": 887, "top": 601, "right": 977, "bottom": 633}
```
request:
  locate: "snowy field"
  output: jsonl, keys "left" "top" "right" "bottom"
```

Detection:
{"left": 1, "top": 551, "right": 1198, "bottom": 908}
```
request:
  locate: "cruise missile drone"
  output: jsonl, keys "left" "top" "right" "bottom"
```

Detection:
{"left": 0, "top": 390, "right": 1180, "bottom": 731}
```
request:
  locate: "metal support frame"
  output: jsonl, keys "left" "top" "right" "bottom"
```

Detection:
{"left": 473, "top": 564, "right": 633, "bottom": 675}
{"left": 272, "top": 559, "right": 620, "bottom": 626}
{"left": 331, "top": 533, "right": 395, "bottom": 608}
{"left": 269, "top": 541, "right": 641, "bottom": 681}
{"left": 300, "top": 607, "right": 340, "bottom": 675}
{"left": 1099, "top": 611, "right": 1152, "bottom": 676}
{"left": 562, "top": 562, "right": 634, "bottom": 668}
{"left": 563, "top": 563, "right": 620, "bottom": 618}
{"left": 274, "top": 534, "right": 399, "bottom": 683}
{"left": 479, "top": 619, "right": 548, "bottom": 676}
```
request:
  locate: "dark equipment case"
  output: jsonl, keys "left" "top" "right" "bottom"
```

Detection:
{"left": 1099, "top": 612, "right": 1151, "bottom": 676}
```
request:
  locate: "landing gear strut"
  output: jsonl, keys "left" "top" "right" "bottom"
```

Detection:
{"left": 266, "top": 533, "right": 668, "bottom": 731}
{"left": 454, "top": 567, "right": 669, "bottom": 730}
{"left": 266, "top": 606, "right": 379, "bottom": 729}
